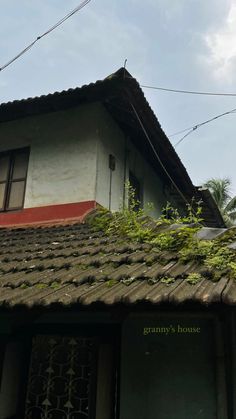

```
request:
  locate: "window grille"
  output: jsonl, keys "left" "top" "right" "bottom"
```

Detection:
{"left": 25, "top": 335, "right": 96, "bottom": 419}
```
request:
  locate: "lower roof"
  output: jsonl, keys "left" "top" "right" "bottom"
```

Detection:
{"left": 0, "top": 213, "right": 235, "bottom": 310}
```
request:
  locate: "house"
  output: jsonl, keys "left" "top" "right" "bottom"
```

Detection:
{"left": 0, "top": 68, "right": 231, "bottom": 419}
{"left": 0, "top": 67, "right": 223, "bottom": 227}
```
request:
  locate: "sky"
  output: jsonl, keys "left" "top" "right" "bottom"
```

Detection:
{"left": 1, "top": 0, "right": 236, "bottom": 193}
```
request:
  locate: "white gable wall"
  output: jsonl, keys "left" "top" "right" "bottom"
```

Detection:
{"left": 95, "top": 105, "right": 167, "bottom": 217}
{"left": 95, "top": 105, "right": 126, "bottom": 211}
{"left": 127, "top": 140, "right": 167, "bottom": 217}
{"left": 0, "top": 102, "right": 168, "bottom": 216}
{"left": 24, "top": 106, "right": 98, "bottom": 208}
{"left": 0, "top": 104, "right": 99, "bottom": 208}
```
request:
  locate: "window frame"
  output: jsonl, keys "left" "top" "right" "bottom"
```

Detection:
{"left": 0, "top": 147, "right": 30, "bottom": 212}
{"left": 129, "top": 170, "right": 143, "bottom": 210}
{"left": 16, "top": 323, "right": 120, "bottom": 419}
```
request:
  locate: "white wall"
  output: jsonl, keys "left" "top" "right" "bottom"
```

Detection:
{"left": 95, "top": 106, "right": 126, "bottom": 211}
{"left": 0, "top": 104, "right": 99, "bottom": 208}
{"left": 0, "top": 102, "right": 169, "bottom": 216}
{"left": 127, "top": 140, "right": 167, "bottom": 217}
{"left": 95, "top": 106, "right": 167, "bottom": 217}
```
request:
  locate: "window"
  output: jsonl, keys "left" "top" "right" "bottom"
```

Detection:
{"left": 25, "top": 335, "right": 97, "bottom": 419}
{"left": 129, "top": 171, "right": 142, "bottom": 210}
{"left": 0, "top": 147, "right": 29, "bottom": 212}
{"left": 23, "top": 333, "right": 118, "bottom": 419}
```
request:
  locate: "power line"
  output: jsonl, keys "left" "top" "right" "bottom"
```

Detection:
{"left": 173, "top": 107, "right": 236, "bottom": 148}
{"left": 169, "top": 126, "right": 197, "bottom": 137}
{"left": 140, "top": 83, "right": 236, "bottom": 97}
{"left": 129, "top": 101, "right": 189, "bottom": 205}
{"left": 0, "top": 0, "right": 91, "bottom": 72}
{"left": 126, "top": 74, "right": 236, "bottom": 97}
{"left": 129, "top": 101, "right": 206, "bottom": 224}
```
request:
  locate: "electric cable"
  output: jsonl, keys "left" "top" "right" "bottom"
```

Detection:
{"left": 173, "top": 107, "right": 236, "bottom": 147}
{"left": 0, "top": 0, "right": 91, "bottom": 72}
{"left": 140, "top": 84, "right": 236, "bottom": 97}
{"left": 129, "top": 101, "right": 189, "bottom": 206}
{"left": 129, "top": 101, "right": 206, "bottom": 224}
{"left": 126, "top": 74, "right": 236, "bottom": 97}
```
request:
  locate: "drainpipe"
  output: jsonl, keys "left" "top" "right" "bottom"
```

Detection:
{"left": 123, "top": 137, "right": 129, "bottom": 209}
{"left": 108, "top": 154, "right": 115, "bottom": 211}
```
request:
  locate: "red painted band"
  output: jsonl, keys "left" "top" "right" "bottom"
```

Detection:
{"left": 0, "top": 201, "right": 96, "bottom": 226}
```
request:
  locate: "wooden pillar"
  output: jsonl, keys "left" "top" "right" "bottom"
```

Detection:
{"left": 96, "top": 344, "right": 114, "bottom": 419}
{"left": 230, "top": 312, "right": 236, "bottom": 419}
{"left": 215, "top": 318, "right": 228, "bottom": 419}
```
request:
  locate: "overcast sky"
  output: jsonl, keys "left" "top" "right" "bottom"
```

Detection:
{"left": 1, "top": 0, "right": 236, "bottom": 193}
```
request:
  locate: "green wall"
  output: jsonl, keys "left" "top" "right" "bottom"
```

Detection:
{"left": 120, "top": 314, "right": 217, "bottom": 419}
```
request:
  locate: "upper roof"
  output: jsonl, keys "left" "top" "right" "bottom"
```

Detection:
{"left": 0, "top": 67, "right": 224, "bottom": 228}
{"left": 0, "top": 212, "right": 235, "bottom": 311}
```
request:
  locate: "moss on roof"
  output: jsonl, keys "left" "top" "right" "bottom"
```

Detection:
{"left": 88, "top": 206, "right": 236, "bottom": 285}
{"left": 0, "top": 207, "right": 235, "bottom": 308}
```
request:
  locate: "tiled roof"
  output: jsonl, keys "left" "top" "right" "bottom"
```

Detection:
{"left": 0, "top": 216, "right": 235, "bottom": 309}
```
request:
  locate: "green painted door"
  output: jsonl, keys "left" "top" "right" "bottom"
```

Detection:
{"left": 120, "top": 315, "right": 217, "bottom": 419}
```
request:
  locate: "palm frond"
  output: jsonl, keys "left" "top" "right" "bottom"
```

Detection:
{"left": 222, "top": 213, "right": 234, "bottom": 227}
{"left": 204, "top": 178, "right": 231, "bottom": 209}
{"left": 225, "top": 196, "right": 236, "bottom": 212}
{"left": 227, "top": 211, "right": 236, "bottom": 221}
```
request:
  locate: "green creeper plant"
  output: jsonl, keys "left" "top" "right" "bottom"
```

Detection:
{"left": 89, "top": 183, "right": 236, "bottom": 283}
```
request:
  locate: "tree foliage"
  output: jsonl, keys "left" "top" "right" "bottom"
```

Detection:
{"left": 204, "top": 178, "right": 236, "bottom": 227}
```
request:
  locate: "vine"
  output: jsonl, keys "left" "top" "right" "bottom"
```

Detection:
{"left": 89, "top": 184, "right": 236, "bottom": 283}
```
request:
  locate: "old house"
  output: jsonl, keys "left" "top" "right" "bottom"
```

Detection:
{"left": 0, "top": 68, "right": 233, "bottom": 419}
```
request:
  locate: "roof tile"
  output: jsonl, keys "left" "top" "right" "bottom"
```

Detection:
{"left": 0, "top": 219, "right": 235, "bottom": 309}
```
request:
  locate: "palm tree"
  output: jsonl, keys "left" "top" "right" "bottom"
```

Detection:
{"left": 203, "top": 178, "right": 236, "bottom": 227}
